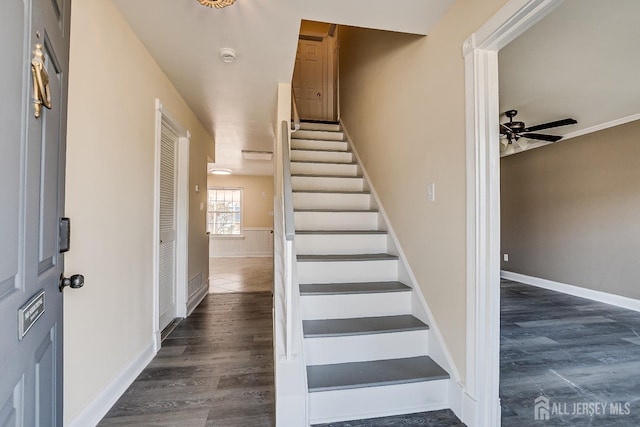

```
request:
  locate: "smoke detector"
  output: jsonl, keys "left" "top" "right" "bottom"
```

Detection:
{"left": 219, "top": 48, "right": 236, "bottom": 63}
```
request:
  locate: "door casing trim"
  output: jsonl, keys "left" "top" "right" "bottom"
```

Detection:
{"left": 462, "top": 1, "right": 563, "bottom": 425}
{"left": 153, "top": 99, "right": 190, "bottom": 350}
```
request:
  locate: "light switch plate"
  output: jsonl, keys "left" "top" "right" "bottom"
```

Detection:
{"left": 427, "top": 182, "right": 435, "bottom": 202}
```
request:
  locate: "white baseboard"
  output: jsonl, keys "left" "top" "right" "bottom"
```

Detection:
{"left": 448, "top": 380, "right": 465, "bottom": 423}
{"left": 67, "top": 341, "right": 156, "bottom": 427}
{"left": 461, "top": 391, "right": 478, "bottom": 427}
{"left": 187, "top": 281, "right": 209, "bottom": 316}
{"left": 501, "top": 271, "right": 640, "bottom": 312}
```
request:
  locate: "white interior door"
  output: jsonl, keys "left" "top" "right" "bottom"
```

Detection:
{"left": 293, "top": 38, "right": 326, "bottom": 120}
{"left": 158, "top": 119, "right": 179, "bottom": 331}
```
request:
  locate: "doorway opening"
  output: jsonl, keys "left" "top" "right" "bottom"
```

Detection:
{"left": 465, "top": 0, "right": 640, "bottom": 425}
{"left": 463, "top": 1, "right": 562, "bottom": 425}
{"left": 292, "top": 20, "right": 339, "bottom": 122}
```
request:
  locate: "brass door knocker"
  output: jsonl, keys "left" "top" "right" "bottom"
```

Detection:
{"left": 31, "top": 43, "right": 52, "bottom": 118}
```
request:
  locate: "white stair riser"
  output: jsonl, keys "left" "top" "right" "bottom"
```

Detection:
{"left": 294, "top": 130, "right": 344, "bottom": 141}
{"left": 293, "top": 193, "right": 371, "bottom": 211}
{"left": 294, "top": 211, "right": 379, "bottom": 231}
{"left": 295, "top": 234, "right": 387, "bottom": 255}
{"left": 291, "top": 162, "right": 359, "bottom": 177}
{"left": 304, "top": 330, "right": 429, "bottom": 365}
{"left": 291, "top": 150, "right": 353, "bottom": 164}
{"left": 291, "top": 139, "right": 348, "bottom": 151}
{"left": 301, "top": 292, "right": 411, "bottom": 320}
{"left": 308, "top": 379, "right": 450, "bottom": 424}
{"left": 298, "top": 259, "right": 397, "bottom": 283}
{"left": 292, "top": 176, "right": 363, "bottom": 192}
{"left": 299, "top": 123, "right": 341, "bottom": 132}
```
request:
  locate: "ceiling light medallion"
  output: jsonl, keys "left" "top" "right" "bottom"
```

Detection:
{"left": 219, "top": 48, "right": 237, "bottom": 63}
{"left": 197, "top": 0, "right": 236, "bottom": 9}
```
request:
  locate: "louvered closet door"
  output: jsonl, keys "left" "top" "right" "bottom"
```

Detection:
{"left": 159, "top": 120, "right": 178, "bottom": 331}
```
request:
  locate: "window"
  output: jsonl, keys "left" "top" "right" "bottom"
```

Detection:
{"left": 207, "top": 188, "right": 242, "bottom": 235}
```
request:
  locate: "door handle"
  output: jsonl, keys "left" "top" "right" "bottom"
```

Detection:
{"left": 316, "top": 92, "right": 321, "bottom": 97}
{"left": 31, "top": 43, "right": 52, "bottom": 119}
{"left": 59, "top": 274, "right": 85, "bottom": 292}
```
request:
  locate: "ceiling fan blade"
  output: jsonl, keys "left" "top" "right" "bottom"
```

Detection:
{"left": 523, "top": 118, "right": 577, "bottom": 132}
{"left": 521, "top": 133, "right": 563, "bottom": 142}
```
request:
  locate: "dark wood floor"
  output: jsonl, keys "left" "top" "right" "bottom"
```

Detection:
{"left": 99, "top": 292, "right": 274, "bottom": 426}
{"left": 313, "top": 409, "right": 464, "bottom": 426}
{"left": 501, "top": 280, "right": 640, "bottom": 426}
{"left": 98, "top": 277, "right": 640, "bottom": 426}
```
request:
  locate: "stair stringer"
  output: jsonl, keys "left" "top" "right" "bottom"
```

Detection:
{"left": 340, "top": 121, "right": 465, "bottom": 420}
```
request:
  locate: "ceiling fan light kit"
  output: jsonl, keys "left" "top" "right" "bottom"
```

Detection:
{"left": 499, "top": 109, "right": 577, "bottom": 155}
{"left": 197, "top": 0, "right": 236, "bottom": 9}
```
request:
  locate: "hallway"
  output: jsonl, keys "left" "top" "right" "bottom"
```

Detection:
{"left": 99, "top": 276, "right": 274, "bottom": 425}
{"left": 209, "top": 257, "right": 274, "bottom": 294}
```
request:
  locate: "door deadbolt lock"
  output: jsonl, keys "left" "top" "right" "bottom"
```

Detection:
{"left": 59, "top": 274, "right": 85, "bottom": 292}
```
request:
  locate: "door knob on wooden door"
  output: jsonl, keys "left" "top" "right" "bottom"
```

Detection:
{"left": 317, "top": 92, "right": 321, "bottom": 97}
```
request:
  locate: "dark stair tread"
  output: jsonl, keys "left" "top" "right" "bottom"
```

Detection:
{"left": 300, "top": 120, "right": 340, "bottom": 125}
{"left": 296, "top": 230, "right": 387, "bottom": 235}
{"left": 290, "top": 160, "right": 357, "bottom": 165}
{"left": 291, "top": 148, "right": 350, "bottom": 153}
{"left": 291, "top": 139, "right": 346, "bottom": 143}
{"left": 291, "top": 142, "right": 351, "bottom": 147}
{"left": 304, "top": 315, "right": 429, "bottom": 338}
{"left": 294, "top": 208, "right": 377, "bottom": 212}
{"left": 297, "top": 254, "right": 398, "bottom": 262}
{"left": 307, "top": 356, "right": 449, "bottom": 392}
{"left": 300, "top": 281, "right": 411, "bottom": 296}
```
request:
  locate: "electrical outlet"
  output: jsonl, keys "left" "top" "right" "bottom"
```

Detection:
{"left": 427, "top": 182, "right": 435, "bottom": 202}
{"left": 503, "top": 253, "right": 509, "bottom": 262}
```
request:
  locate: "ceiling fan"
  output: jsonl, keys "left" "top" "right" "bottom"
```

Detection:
{"left": 500, "top": 109, "right": 577, "bottom": 154}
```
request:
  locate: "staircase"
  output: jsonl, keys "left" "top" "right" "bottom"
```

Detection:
{"left": 290, "top": 121, "right": 450, "bottom": 424}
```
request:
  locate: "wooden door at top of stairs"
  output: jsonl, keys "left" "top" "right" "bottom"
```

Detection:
{"left": 0, "top": 0, "right": 72, "bottom": 425}
{"left": 293, "top": 39, "right": 328, "bottom": 121}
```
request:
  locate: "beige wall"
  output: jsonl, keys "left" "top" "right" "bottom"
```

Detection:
{"left": 64, "top": 0, "right": 214, "bottom": 423}
{"left": 207, "top": 175, "right": 274, "bottom": 228}
{"left": 501, "top": 120, "right": 640, "bottom": 299}
{"left": 338, "top": 0, "right": 509, "bottom": 382}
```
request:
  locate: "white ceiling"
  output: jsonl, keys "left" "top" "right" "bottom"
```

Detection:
{"left": 499, "top": 0, "right": 640, "bottom": 154}
{"left": 112, "top": 0, "right": 455, "bottom": 175}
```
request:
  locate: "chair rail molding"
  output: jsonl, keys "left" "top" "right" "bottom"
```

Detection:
{"left": 462, "top": 1, "right": 563, "bottom": 426}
